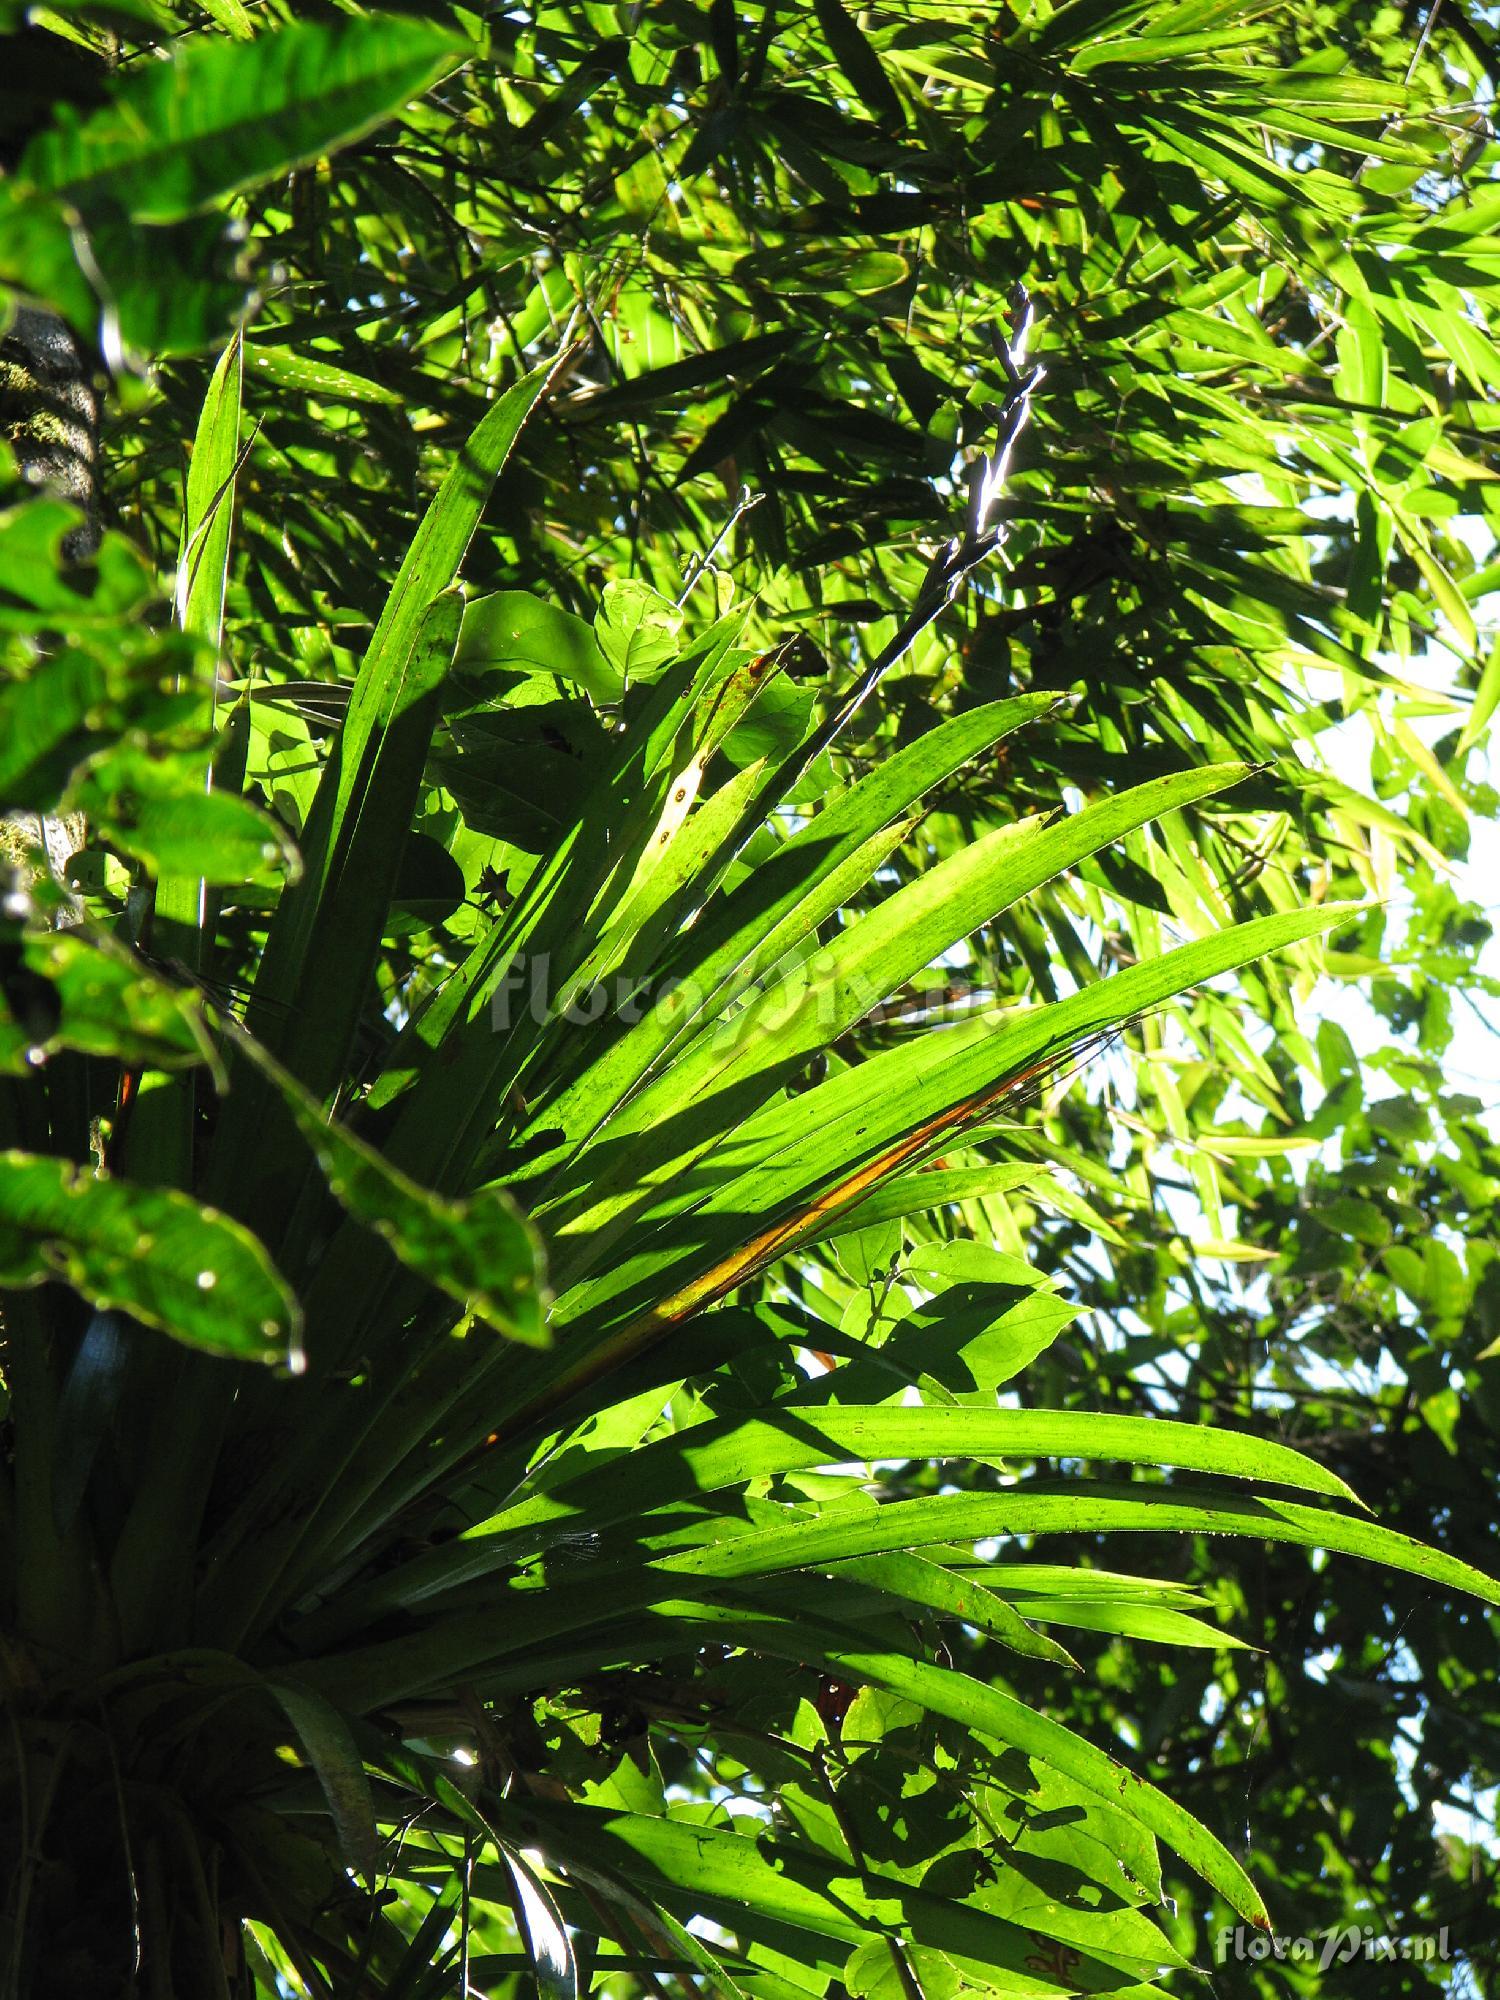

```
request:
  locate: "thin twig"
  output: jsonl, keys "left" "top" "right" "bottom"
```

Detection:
{"left": 676, "top": 486, "right": 764, "bottom": 607}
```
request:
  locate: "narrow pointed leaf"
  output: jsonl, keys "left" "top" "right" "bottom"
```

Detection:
{"left": 655, "top": 1485, "right": 1500, "bottom": 1612}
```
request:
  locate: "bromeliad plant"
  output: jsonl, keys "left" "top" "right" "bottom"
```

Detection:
{"left": 1, "top": 347, "right": 1496, "bottom": 2000}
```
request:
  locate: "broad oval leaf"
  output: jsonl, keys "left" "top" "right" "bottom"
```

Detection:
{"left": 0, "top": 929, "right": 214, "bottom": 1073}
{"left": 67, "top": 744, "right": 300, "bottom": 886}
{"left": 457, "top": 590, "right": 621, "bottom": 703}
{"left": 22, "top": 16, "right": 461, "bottom": 224}
{"left": 0, "top": 1149, "right": 300, "bottom": 1362}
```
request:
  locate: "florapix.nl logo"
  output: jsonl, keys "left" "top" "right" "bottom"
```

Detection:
{"left": 1216, "top": 1925, "right": 1453, "bottom": 1972}
{"left": 487, "top": 951, "right": 893, "bottom": 1037}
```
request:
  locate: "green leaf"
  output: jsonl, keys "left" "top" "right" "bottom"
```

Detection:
{"left": 0, "top": 640, "right": 197, "bottom": 810}
{"left": 0, "top": 504, "right": 153, "bottom": 629}
{"left": 0, "top": 646, "right": 105, "bottom": 807}
{"left": 656, "top": 1485, "right": 1500, "bottom": 1613}
{"left": 457, "top": 590, "right": 621, "bottom": 703}
{"left": 0, "top": 929, "right": 214, "bottom": 1073}
{"left": 843, "top": 1646, "right": 1266, "bottom": 1923}
{"left": 146, "top": 324, "right": 248, "bottom": 1047}
{"left": 595, "top": 579, "right": 686, "bottom": 684}
{"left": 196, "top": 0, "right": 255, "bottom": 41}
{"left": 505, "top": 697, "right": 1060, "bottom": 1165}
{"left": 0, "top": 185, "right": 99, "bottom": 334}
{"left": 0, "top": 1150, "right": 300, "bottom": 1362}
{"left": 1458, "top": 639, "right": 1500, "bottom": 754}
{"left": 246, "top": 354, "right": 565, "bottom": 1101}
{"left": 386, "top": 831, "right": 466, "bottom": 937}
{"left": 828, "top": 1550, "right": 1081, "bottom": 1666}
{"left": 481, "top": 1404, "right": 1362, "bottom": 1550}
{"left": 957, "top": 1564, "right": 1208, "bottom": 1604}
{"left": 818, "top": 1164, "right": 1040, "bottom": 1235}
{"left": 547, "top": 762, "right": 1260, "bottom": 1254}
{"left": 66, "top": 743, "right": 300, "bottom": 886}
{"left": 495, "top": 1798, "right": 1165, "bottom": 1992}
{"left": 269, "top": 1679, "right": 380, "bottom": 1883}
{"left": 859, "top": 1287, "right": 1081, "bottom": 1402}
{"left": 813, "top": 0, "right": 906, "bottom": 127}
{"left": 246, "top": 345, "right": 402, "bottom": 405}
{"left": 21, "top": 16, "right": 462, "bottom": 223}
{"left": 89, "top": 211, "right": 255, "bottom": 356}
{"left": 550, "top": 903, "right": 1361, "bottom": 1341}
{"left": 175, "top": 329, "right": 243, "bottom": 652}
{"left": 626, "top": 1609, "right": 1268, "bottom": 1931}
{"left": 346, "top": 1397, "right": 1360, "bottom": 1618}
{"left": 997, "top": 1595, "right": 1253, "bottom": 1649}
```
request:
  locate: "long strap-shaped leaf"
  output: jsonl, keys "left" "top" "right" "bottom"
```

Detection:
{"left": 544, "top": 761, "right": 1257, "bottom": 1256}
{"left": 288, "top": 698, "right": 1059, "bottom": 1386}
{"left": 649, "top": 1485, "right": 1500, "bottom": 1607}
{"left": 288, "top": 899, "right": 1361, "bottom": 1610}
{"left": 288, "top": 1400, "right": 1368, "bottom": 1632}
{"left": 291, "top": 1470, "right": 1500, "bottom": 1718}
{"left": 358, "top": 903, "right": 1356, "bottom": 1475}
{"left": 125, "top": 332, "right": 246, "bottom": 1189}
{"left": 207, "top": 359, "right": 563, "bottom": 1236}
{"left": 822, "top": 1549, "right": 1086, "bottom": 1665}
{"left": 337, "top": 1512, "right": 1491, "bottom": 1926}
{"left": 363, "top": 613, "right": 766, "bottom": 1180}
{"left": 496, "top": 1401, "right": 1365, "bottom": 1527}
{"left": 521, "top": 696, "right": 1061, "bottom": 1161}
{"left": 245, "top": 356, "right": 564, "bottom": 1088}
{"left": 330, "top": 1404, "right": 1364, "bottom": 1619}
{"left": 545, "top": 902, "right": 1360, "bottom": 1362}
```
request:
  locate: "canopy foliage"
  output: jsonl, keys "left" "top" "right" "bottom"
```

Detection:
{"left": 1, "top": 0, "right": 1499, "bottom": 1994}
